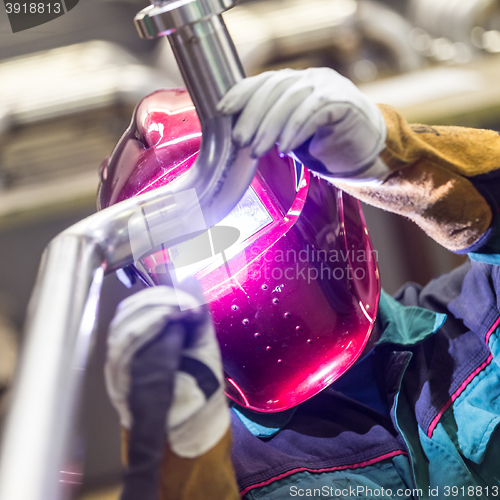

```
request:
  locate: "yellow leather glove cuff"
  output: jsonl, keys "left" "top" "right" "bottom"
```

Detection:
{"left": 122, "top": 427, "right": 240, "bottom": 500}
{"left": 335, "top": 104, "right": 495, "bottom": 252}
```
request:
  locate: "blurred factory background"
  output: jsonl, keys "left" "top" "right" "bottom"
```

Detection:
{"left": 1, "top": 0, "right": 500, "bottom": 497}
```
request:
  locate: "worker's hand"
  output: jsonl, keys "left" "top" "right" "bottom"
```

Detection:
{"left": 217, "top": 67, "right": 389, "bottom": 183}
{"left": 105, "top": 284, "right": 229, "bottom": 459}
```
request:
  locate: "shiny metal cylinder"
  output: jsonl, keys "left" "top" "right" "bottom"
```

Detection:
{"left": 0, "top": 236, "right": 104, "bottom": 500}
{"left": 168, "top": 14, "right": 244, "bottom": 120}
{"left": 0, "top": 1, "right": 255, "bottom": 499}
{"left": 135, "top": 0, "right": 236, "bottom": 38}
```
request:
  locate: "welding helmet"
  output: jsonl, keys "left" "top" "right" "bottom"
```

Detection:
{"left": 98, "top": 88, "right": 380, "bottom": 413}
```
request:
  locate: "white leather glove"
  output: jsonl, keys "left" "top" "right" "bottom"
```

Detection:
{"left": 105, "top": 285, "right": 230, "bottom": 459}
{"left": 218, "top": 67, "right": 390, "bottom": 184}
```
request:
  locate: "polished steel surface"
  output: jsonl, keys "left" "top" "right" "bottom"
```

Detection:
{"left": 0, "top": 236, "right": 104, "bottom": 500}
{"left": 135, "top": 0, "right": 235, "bottom": 38}
{"left": 168, "top": 14, "right": 243, "bottom": 120}
{"left": 0, "top": 0, "right": 256, "bottom": 499}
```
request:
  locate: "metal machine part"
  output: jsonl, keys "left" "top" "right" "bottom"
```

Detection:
{"left": 354, "top": 0, "right": 421, "bottom": 75}
{"left": 154, "top": 0, "right": 421, "bottom": 86}
{"left": 0, "top": 41, "right": 163, "bottom": 126}
{"left": 0, "top": 41, "right": 168, "bottom": 226}
{"left": 0, "top": 1, "right": 257, "bottom": 500}
{"left": 408, "top": 0, "right": 500, "bottom": 62}
{"left": 217, "top": 0, "right": 360, "bottom": 75}
{"left": 409, "top": 0, "right": 490, "bottom": 44}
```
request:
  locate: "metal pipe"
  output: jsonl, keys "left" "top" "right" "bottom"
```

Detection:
{"left": 408, "top": 0, "right": 495, "bottom": 45}
{"left": 0, "top": 1, "right": 256, "bottom": 499}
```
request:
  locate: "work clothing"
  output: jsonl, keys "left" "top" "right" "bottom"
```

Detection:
{"left": 232, "top": 260, "right": 500, "bottom": 499}
{"left": 227, "top": 99, "right": 500, "bottom": 499}
{"left": 108, "top": 68, "right": 500, "bottom": 499}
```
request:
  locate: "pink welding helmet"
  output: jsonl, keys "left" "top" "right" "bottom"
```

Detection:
{"left": 98, "top": 88, "right": 380, "bottom": 413}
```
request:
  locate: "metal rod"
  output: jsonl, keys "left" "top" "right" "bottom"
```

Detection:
{"left": 0, "top": 1, "right": 255, "bottom": 498}
{"left": 0, "top": 237, "right": 104, "bottom": 500}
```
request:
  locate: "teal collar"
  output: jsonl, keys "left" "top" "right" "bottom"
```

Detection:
{"left": 231, "top": 405, "right": 295, "bottom": 438}
{"left": 232, "top": 289, "right": 447, "bottom": 437}
{"left": 376, "top": 290, "right": 446, "bottom": 346}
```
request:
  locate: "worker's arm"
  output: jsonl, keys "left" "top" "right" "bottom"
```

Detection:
{"left": 336, "top": 104, "right": 498, "bottom": 252}
{"left": 218, "top": 67, "right": 499, "bottom": 253}
{"left": 105, "top": 284, "right": 239, "bottom": 500}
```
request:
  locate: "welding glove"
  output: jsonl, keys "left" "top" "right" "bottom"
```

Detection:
{"left": 219, "top": 67, "right": 500, "bottom": 254}
{"left": 105, "top": 285, "right": 238, "bottom": 500}
{"left": 217, "top": 67, "right": 390, "bottom": 184}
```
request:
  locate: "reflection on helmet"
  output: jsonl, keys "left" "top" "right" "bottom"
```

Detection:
{"left": 99, "top": 89, "right": 380, "bottom": 412}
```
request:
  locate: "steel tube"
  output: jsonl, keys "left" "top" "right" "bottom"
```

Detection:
{"left": 168, "top": 14, "right": 245, "bottom": 119}
{"left": 0, "top": 237, "right": 104, "bottom": 500}
{"left": 0, "top": 1, "right": 256, "bottom": 498}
